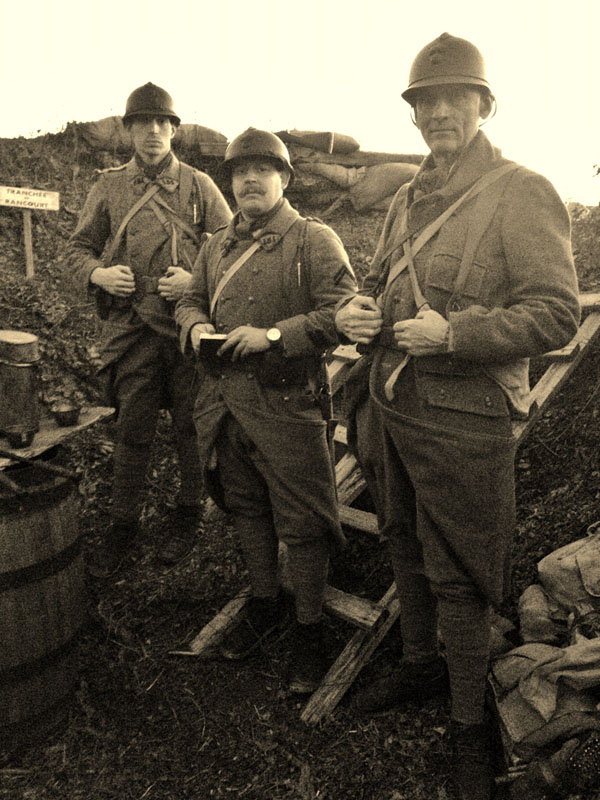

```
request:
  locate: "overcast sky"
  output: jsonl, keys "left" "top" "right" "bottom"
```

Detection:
{"left": 4, "top": 0, "right": 599, "bottom": 204}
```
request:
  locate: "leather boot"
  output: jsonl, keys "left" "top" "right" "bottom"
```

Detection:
{"left": 448, "top": 719, "right": 493, "bottom": 800}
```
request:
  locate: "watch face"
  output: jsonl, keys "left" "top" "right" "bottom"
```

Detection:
{"left": 267, "top": 328, "right": 281, "bottom": 343}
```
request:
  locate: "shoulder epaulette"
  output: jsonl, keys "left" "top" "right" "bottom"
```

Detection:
{"left": 93, "top": 164, "right": 127, "bottom": 178}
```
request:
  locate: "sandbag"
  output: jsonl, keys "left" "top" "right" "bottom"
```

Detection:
{"left": 349, "top": 162, "right": 419, "bottom": 211}
{"left": 173, "top": 124, "right": 228, "bottom": 156}
{"left": 277, "top": 129, "right": 360, "bottom": 154}
{"left": 538, "top": 529, "right": 600, "bottom": 611}
{"left": 75, "top": 116, "right": 228, "bottom": 156}
{"left": 299, "top": 161, "right": 365, "bottom": 188}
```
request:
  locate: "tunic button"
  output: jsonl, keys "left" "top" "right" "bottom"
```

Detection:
{"left": 248, "top": 296, "right": 255, "bottom": 303}
{"left": 247, "top": 373, "right": 254, "bottom": 380}
{"left": 283, "top": 396, "right": 290, "bottom": 402}
{"left": 252, "top": 267, "right": 259, "bottom": 274}
{"left": 484, "top": 395, "right": 493, "bottom": 407}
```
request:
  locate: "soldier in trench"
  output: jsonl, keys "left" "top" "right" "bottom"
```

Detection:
{"left": 68, "top": 83, "right": 231, "bottom": 577}
{"left": 335, "top": 33, "right": 580, "bottom": 799}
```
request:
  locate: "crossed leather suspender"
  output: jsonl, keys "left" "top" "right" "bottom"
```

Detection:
{"left": 380, "top": 162, "right": 521, "bottom": 400}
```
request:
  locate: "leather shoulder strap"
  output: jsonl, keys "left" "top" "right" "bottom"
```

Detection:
{"left": 381, "top": 163, "right": 520, "bottom": 298}
{"left": 102, "top": 183, "right": 161, "bottom": 266}
{"left": 209, "top": 213, "right": 302, "bottom": 320}
{"left": 209, "top": 240, "right": 261, "bottom": 318}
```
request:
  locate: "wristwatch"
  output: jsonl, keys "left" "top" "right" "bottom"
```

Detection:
{"left": 266, "top": 327, "right": 282, "bottom": 348}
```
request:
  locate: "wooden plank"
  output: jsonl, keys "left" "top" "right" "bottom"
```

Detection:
{"left": 580, "top": 292, "right": 600, "bottom": 310}
{"left": 512, "top": 312, "right": 600, "bottom": 444}
{"left": 335, "top": 451, "right": 367, "bottom": 506}
{"left": 320, "top": 586, "right": 387, "bottom": 630}
{"left": 301, "top": 585, "right": 400, "bottom": 725}
{"left": 171, "top": 586, "right": 252, "bottom": 656}
{"left": 278, "top": 545, "right": 385, "bottom": 630}
{"left": 23, "top": 209, "right": 34, "bottom": 279}
{"left": 333, "top": 424, "right": 347, "bottom": 445}
{"left": 537, "top": 342, "right": 580, "bottom": 362}
{"left": 327, "top": 345, "right": 360, "bottom": 395}
{"left": 0, "top": 406, "right": 115, "bottom": 469}
{"left": 338, "top": 504, "right": 379, "bottom": 536}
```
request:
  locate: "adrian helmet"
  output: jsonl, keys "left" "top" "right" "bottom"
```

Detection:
{"left": 402, "top": 33, "right": 491, "bottom": 105}
{"left": 122, "top": 82, "right": 181, "bottom": 127}
{"left": 219, "top": 128, "right": 294, "bottom": 184}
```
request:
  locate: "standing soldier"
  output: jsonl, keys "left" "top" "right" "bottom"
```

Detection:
{"left": 69, "top": 83, "right": 232, "bottom": 577}
{"left": 175, "top": 128, "right": 357, "bottom": 693}
{"left": 335, "top": 34, "right": 580, "bottom": 799}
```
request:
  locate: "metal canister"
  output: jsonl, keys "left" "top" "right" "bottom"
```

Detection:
{"left": 0, "top": 330, "right": 40, "bottom": 448}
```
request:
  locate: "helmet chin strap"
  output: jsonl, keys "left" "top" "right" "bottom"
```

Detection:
{"left": 409, "top": 95, "right": 498, "bottom": 128}
{"left": 479, "top": 95, "right": 498, "bottom": 126}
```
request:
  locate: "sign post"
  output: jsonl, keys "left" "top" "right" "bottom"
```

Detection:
{"left": 0, "top": 186, "right": 60, "bottom": 278}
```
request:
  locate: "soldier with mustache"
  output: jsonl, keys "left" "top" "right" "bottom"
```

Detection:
{"left": 176, "top": 128, "right": 357, "bottom": 693}
{"left": 69, "top": 83, "right": 232, "bottom": 577}
{"left": 335, "top": 33, "right": 580, "bottom": 799}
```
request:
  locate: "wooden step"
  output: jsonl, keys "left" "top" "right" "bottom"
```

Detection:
{"left": 538, "top": 341, "right": 580, "bottom": 362}
{"left": 300, "top": 584, "right": 400, "bottom": 725}
{"left": 338, "top": 504, "right": 379, "bottom": 536}
{"left": 335, "top": 451, "right": 367, "bottom": 505}
{"left": 512, "top": 312, "right": 600, "bottom": 444}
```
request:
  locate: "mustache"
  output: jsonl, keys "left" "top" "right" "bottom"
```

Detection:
{"left": 239, "top": 185, "right": 265, "bottom": 197}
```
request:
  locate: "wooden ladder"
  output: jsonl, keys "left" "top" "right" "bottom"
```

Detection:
{"left": 175, "top": 293, "right": 600, "bottom": 725}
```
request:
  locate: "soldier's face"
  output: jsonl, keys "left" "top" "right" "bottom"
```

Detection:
{"left": 129, "top": 115, "right": 175, "bottom": 164}
{"left": 231, "top": 158, "right": 290, "bottom": 220}
{"left": 414, "top": 85, "right": 488, "bottom": 165}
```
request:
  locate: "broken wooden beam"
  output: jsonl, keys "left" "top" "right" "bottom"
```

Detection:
{"left": 300, "top": 584, "right": 400, "bottom": 725}
{"left": 338, "top": 504, "right": 379, "bottom": 536}
{"left": 171, "top": 586, "right": 252, "bottom": 656}
{"left": 513, "top": 312, "right": 600, "bottom": 444}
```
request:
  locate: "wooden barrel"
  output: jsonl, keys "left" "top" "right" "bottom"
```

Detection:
{"left": 0, "top": 449, "right": 85, "bottom": 749}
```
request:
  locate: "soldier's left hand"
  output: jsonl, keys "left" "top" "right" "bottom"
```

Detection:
{"left": 393, "top": 307, "right": 450, "bottom": 356}
{"left": 219, "top": 326, "right": 270, "bottom": 361}
{"left": 158, "top": 267, "right": 191, "bottom": 301}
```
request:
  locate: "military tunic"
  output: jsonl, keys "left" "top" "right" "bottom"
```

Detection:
{"left": 176, "top": 198, "right": 357, "bottom": 545}
{"left": 68, "top": 154, "right": 231, "bottom": 518}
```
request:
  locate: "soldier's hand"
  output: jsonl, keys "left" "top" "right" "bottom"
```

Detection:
{"left": 335, "top": 295, "right": 383, "bottom": 344}
{"left": 393, "top": 307, "right": 450, "bottom": 356}
{"left": 90, "top": 265, "right": 135, "bottom": 297}
{"left": 158, "top": 267, "right": 191, "bottom": 301}
{"left": 219, "top": 326, "right": 270, "bottom": 361}
{"left": 190, "top": 323, "right": 216, "bottom": 354}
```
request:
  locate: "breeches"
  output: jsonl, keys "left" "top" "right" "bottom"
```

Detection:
{"left": 356, "top": 386, "right": 517, "bottom": 608}
{"left": 111, "top": 330, "right": 197, "bottom": 447}
{"left": 215, "top": 413, "right": 335, "bottom": 548}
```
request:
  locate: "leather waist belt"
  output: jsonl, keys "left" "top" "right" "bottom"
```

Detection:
{"left": 136, "top": 275, "right": 161, "bottom": 295}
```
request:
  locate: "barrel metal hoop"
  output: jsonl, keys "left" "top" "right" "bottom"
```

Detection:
{"left": 0, "top": 535, "right": 82, "bottom": 593}
{"left": 0, "top": 629, "right": 81, "bottom": 687}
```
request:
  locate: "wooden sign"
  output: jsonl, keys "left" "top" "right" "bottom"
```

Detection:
{"left": 0, "top": 186, "right": 60, "bottom": 278}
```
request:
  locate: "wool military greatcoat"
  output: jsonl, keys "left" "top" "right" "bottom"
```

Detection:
{"left": 353, "top": 131, "right": 580, "bottom": 605}
{"left": 175, "top": 198, "right": 357, "bottom": 546}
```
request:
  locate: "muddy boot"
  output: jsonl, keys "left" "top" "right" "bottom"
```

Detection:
{"left": 87, "top": 519, "right": 138, "bottom": 579}
{"left": 156, "top": 504, "right": 202, "bottom": 566}
{"left": 353, "top": 655, "right": 448, "bottom": 714}
{"left": 448, "top": 720, "right": 493, "bottom": 800}
{"left": 220, "top": 595, "right": 282, "bottom": 661}
{"left": 288, "top": 620, "right": 327, "bottom": 694}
